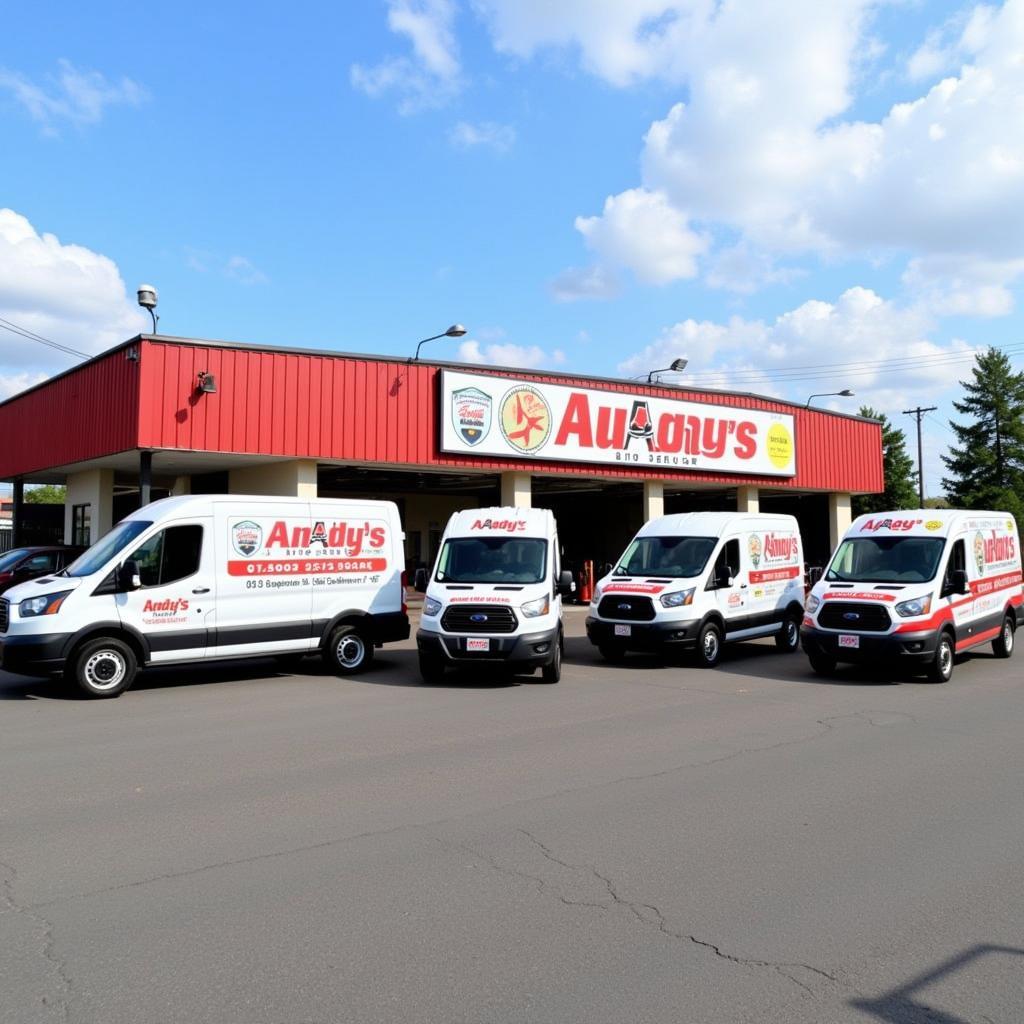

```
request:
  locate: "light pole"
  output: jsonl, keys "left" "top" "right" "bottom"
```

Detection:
{"left": 806, "top": 389, "right": 854, "bottom": 407}
{"left": 413, "top": 324, "right": 467, "bottom": 361}
{"left": 645, "top": 357, "right": 688, "bottom": 384}
{"left": 137, "top": 284, "right": 159, "bottom": 333}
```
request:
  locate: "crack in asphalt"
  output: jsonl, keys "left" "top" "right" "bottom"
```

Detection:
{"left": 0, "top": 857, "right": 72, "bottom": 1022}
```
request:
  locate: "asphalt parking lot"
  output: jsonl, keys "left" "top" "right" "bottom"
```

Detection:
{"left": 2, "top": 606, "right": 1022, "bottom": 1024}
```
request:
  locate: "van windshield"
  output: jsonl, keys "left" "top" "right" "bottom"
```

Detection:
{"left": 61, "top": 521, "right": 153, "bottom": 578}
{"left": 436, "top": 537, "right": 547, "bottom": 584}
{"left": 615, "top": 536, "right": 717, "bottom": 579}
{"left": 826, "top": 536, "right": 946, "bottom": 584}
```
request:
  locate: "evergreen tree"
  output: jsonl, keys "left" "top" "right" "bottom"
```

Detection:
{"left": 853, "top": 407, "right": 918, "bottom": 516}
{"left": 941, "top": 348, "right": 1024, "bottom": 520}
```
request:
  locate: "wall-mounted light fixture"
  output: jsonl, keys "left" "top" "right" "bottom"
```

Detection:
{"left": 196, "top": 371, "right": 217, "bottom": 395}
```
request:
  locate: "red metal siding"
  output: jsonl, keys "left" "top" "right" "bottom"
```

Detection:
{"left": 0, "top": 350, "right": 139, "bottom": 477}
{"left": 137, "top": 341, "right": 883, "bottom": 493}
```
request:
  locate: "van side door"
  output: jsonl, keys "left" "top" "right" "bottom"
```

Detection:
{"left": 710, "top": 537, "right": 745, "bottom": 627}
{"left": 115, "top": 520, "right": 213, "bottom": 663}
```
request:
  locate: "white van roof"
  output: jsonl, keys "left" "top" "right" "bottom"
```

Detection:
{"left": 847, "top": 509, "right": 1018, "bottom": 539}
{"left": 122, "top": 494, "right": 399, "bottom": 521}
{"left": 637, "top": 511, "right": 799, "bottom": 539}
{"left": 444, "top": 506, "right": 555, "bottom": 538}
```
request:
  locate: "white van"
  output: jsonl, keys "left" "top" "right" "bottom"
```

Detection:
{"left": 802, "top": 510, "right": 1022, "bottom": 682}
{"left": 586, "top": 512, "right": 805, "bottom": 667}
{"left": 0, "top": 495, "right": 409, "bottom": 698}
{"left": 416, "top": 507, "right": 573, "bottom": 683}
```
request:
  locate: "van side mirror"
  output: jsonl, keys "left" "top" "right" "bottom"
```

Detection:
{"left": 557, "top": 569, "right": 575, "bottom": 597}
{"left": 716, "top": 565, "right": 734, "bottom": 589}
{"left": 600, "top": 562, "right": 613, "bottom": 578}
{"left": 413, "top": 567, "right": 428, "bottom": 593}
{"left": 118, "top": 560, "right": 142, "bottom": 592}
{"left": 951, "top": 568, "right": 969, "bottom": 595}
{"left": 807, "top": 566, "right": 823, "bottom": 587}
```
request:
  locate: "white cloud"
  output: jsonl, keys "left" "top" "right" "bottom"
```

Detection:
{"left": 351, "top": 0, "right": 461, "bottom": 112}
{"left": 902, "top": 254, "right": 1024, "bottom": 317}
{"left": 574, "top": 188, "right": 707, "bottom": 285}
{"left": 458, "top": 338, "right": 566, "bottom": 369}
{"left": 187, "top": 248, "right": 269, "bottom": 286}
{"left": 448, "top": 120, "right": 516, "bottom": 152}
{"left": 0, "top": 371, "right": 47, "bottom": 401}
{"left": 0, "top": 209, "right": 147, "bottom": 392}
{"left": 224, "top": 255, "right": 269, "bottom": 286}
{"left": 0, "top": 59, "right": 147, "bottom": 134}
{"left": 907, "top": 4, "right": 997, "bottom": 81}
{"left": 549, "top": 264, "right": 620, "bottom": 302}
{"left": 705, "top": 242, "right": 805, "bottom": 294}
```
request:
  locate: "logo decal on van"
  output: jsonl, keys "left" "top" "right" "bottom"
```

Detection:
{"left": 452, "top": 387, "right": 492, "bottom": 446}
{"left": 232, "top": 521, "right": 263, "bottom": 556}
{"left": 748, "top": 535, "right": 762, "bottom": 568}
{"left": 974, "top": 531, "right": 986, "bottom": 576}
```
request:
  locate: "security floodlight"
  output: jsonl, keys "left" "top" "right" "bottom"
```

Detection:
{"left": 137, "top": 284, "right": 159, "bottom": 333}
{"left": 646, "top": 358, "right": 688, "bottom": 383}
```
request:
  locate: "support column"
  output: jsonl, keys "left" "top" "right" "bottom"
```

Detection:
{"left": 11, "top": 478, "right": 24, "bottom": 548}
{"left": 228, "top": 460, "right": 319, "bottom": 498}
{"left": 169, "top": 476, "right": 191, "bottom": 497}
{"left": 828, "top": 492, "right": 852, "bottom": 552}
{"left": 139, "top": 451, "right": 153, "bottom": 507}
{"left": 64, "top": 469, "right": 115, "bottom": 546}
{"left": 642, "top": 480, "right": 664, "bottom": 522}
{"left": 736, "top": 485, "right": 760, "bottom": 513}
{"left": 500, "top": 471, "right": 531, "bottom": 509}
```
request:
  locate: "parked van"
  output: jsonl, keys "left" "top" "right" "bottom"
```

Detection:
{"left": 416, "top": 507, "right": 572, "bottom": 683}
{"left": 586, "top": 512, "right": 805, "bottom": 667}
{"left": 802, "top": 510, "right": 1022, "bottom": 682}
{"left": 0, "top": 495, "right": 409, "bottom": 698}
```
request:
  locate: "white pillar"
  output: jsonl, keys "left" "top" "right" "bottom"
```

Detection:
{"left": 64, "top": 469, "right": 115, "bottom": 545}
{"left": 736, "top": 485, "right": 760, "bottom": 513}
{"left": 228, "top": 460, "right": 318, "bottom": 498}
{"left": 500, "top": 471, "right": 531, "bottom": 509}
{"left": 828, "top": 492, "right": 852, "bottom": 552}
{"left": 642, "top": 480, "right": 664, "bottom": 521}
{"left": 169, "top": 475, "right": 191, "bottom": 496}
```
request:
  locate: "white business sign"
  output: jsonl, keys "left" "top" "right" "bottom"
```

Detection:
{"left": 440, "top": 370, "right": 796, "bottom": 477}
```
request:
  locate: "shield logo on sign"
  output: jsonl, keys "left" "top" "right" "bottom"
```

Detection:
{"left": 452, "top": 387, "right": 492, "bottom": 446}
{"left": 232, "top": 520, "right": 263, "bottom": 556}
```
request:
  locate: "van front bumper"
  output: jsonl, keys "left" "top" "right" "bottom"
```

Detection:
{"left": 585, "top": 616, "right": 698, "bottom": 650}
{"left": 0, "top": 633, "right": 69, "bottom": 677}
{"left": 417, "top": 626, "right": 559, "bottom": 666}
{"left": 801, "top": 625, "right": 939, "bottom": 665}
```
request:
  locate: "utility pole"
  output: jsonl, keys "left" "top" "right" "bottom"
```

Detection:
{"left": 904, "top": 405, "right": 937, "bottom": 508}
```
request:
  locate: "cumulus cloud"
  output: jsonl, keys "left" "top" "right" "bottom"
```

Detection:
{"left": 0, "top": 59, "right": 147, "bottom": 134}
{"left": 448, "top": 120, "right": 516, "bottom": 152}
{"left": 351, "top": 0, "right": 461, "bottom": 112}
{"left": 549, "top": 263, "right": 620, "bottom": 302}
{"left": 907, "top": 4, "right": 997, "bottom": 81}
{"left": 902, "top": 254, "right": 1024, "bottom": 317}
{"left": 458, "top": 338, "right": 566, "bottom": 369}
{"left": 0, "top": 209, "right": 147, "bottom": 397}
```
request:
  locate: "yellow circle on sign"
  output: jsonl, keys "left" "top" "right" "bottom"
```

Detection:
{"left": 499, "top": 386, "right": 552, "bottom": 454}
{"left": 767, "top": 422, "right": 793, "bottom": 469}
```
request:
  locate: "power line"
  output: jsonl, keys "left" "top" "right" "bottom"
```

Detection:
{"left": 0, "top": 316, "right": 91, "bottom": 360}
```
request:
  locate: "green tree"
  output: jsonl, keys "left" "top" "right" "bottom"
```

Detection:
{"left": 853, "top": 407, "right": 918, "bottom": 516}
{"left": 24, "top": 484, "right": 67, "bottom": 504}
{"left": 941, "top": 348, "right": 1024, "bottom": 520}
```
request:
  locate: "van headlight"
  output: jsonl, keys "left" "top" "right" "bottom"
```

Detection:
{"left": 895, "top": 595, "right": 931, "bottom": 618}
{"left": 660, "top": 588, "right": 695, "bottom": 608}
{"left": 19, "top": 591, "right": 71, "bottom": 617}
{"left": 423, "top": 597, "right": 442, "bottom": 617}
{"left": 521, "top": 595, "right": 550, "bottom": 618}
{"left": 806, "top": 594, "right": 821, "bottom": 613}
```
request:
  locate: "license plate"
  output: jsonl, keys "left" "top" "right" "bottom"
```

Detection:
{"left": 466, "top": 638, "right": 490, "bottom": 652}
{"left": 614, "top": 624, "right": 632, "bottom": 637}
{"left": 838, "top": 634, "right": 860, "bottom": 649}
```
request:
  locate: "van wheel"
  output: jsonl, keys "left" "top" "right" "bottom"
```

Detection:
{"left": 324, "top": 625, "right": 373, "bottom": 675}
{"left": 775, "top": 614, "right": 801, "bottom": 652}
{"left": 695, "top": 622, "right": 722, "bottom": 668}
{"left": 69, "top": 637, "right": 137, "bottom": 699}
{"left": 808, "top": 652, "right": 836, "bottom": 676}
{"left": 598, "top": 642, "right": 625, "bottom": 664}
{"left": 993, "top": 616, "right": 1015, "bottom": 658}
{"left": 927, "top": 632, "right": 955, "bottom": 683}
{"left": 540, "top": 634, "right": 562, "bottom": 684}
{"left": 419, "top": 651, "right": 445, "bottom": 684}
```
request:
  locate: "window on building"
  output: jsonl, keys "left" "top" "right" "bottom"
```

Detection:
{"left": 72, "top": 504, "right": 91, "bottom": 547}
{"left": 127, "top": 525, "right": 203, "bottom": 587}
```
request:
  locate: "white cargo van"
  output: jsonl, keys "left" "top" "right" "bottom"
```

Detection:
{"left": 0, "top": 495, "right": 409, "bottom": 697}
{"left": 802, "top": 510, "right": 1022, "bottom": 682}
{"left": 586, "top": 512, "right": 805, "bottom": 667}
{"left": 416, "top": 507, "right": 573, "bottom": 683}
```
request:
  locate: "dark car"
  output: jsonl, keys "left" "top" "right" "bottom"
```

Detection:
{"left": 0, "top": 546, "right": 84, "bottom": 594}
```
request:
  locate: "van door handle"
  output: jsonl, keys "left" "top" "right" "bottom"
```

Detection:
{"left": 740, "top": 583, "right": 748, "bottom": 589}
{"left": 192, "top": 587, "right": 211, "bottom": 594}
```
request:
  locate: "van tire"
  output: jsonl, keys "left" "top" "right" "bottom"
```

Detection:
{"left": 695, "top": 622, "right": 723, "bottom": 668}
{"left": 927, "top": 632, "right": 955, "bottom": 683}
{"left": 419, "top": 651, "right": 445, "bottom": 684}
{"left": 993, "top": 616, "right": 1015, "bottom": 658}
{"left": 808, "top": 652, "right": 836, "bottom": 676}
{"left": 69, "top": 637, "right": 137, "bottom": 698}
{"left": 324, "top": 625, "right": 373, "bottom": 675}
{"left": 540, "top": 634, "right": 562, "bottom": 684}
{"left": 775, "top": 613, "right": 801, "bottom": 652}
{"left": 598, "top": 642, "right": 626, "bottom": 664}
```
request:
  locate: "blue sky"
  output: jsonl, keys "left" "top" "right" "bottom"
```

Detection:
{"left": 3, "top": 0, "right": 1024, "bottom": 497}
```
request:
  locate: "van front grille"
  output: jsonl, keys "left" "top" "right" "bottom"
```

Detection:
{"left": 441, "top": 604, "right": 518, "bottom": 634}
{"left": 818, "top": 601, "right": 892, "bottom": 632}
{"left": 597, "top": 596, "right": 656, "bottom": 622}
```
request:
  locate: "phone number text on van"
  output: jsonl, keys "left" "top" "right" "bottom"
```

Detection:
{"left": 228, "top": 559, "right": 388, "bottom": 576}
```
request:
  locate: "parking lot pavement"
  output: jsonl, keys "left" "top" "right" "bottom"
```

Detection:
{"left": 2, "top": 608, "right": 1024, "bottom": 1024}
